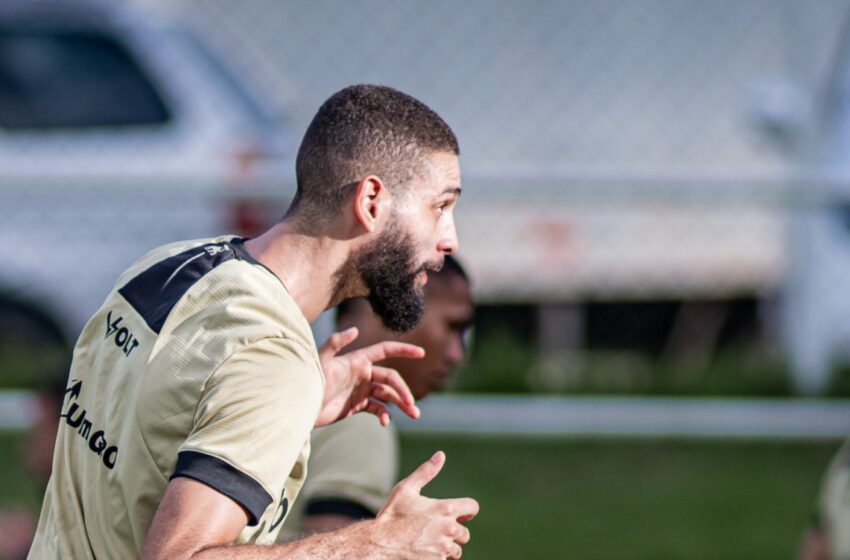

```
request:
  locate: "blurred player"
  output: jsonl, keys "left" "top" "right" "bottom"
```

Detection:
{"left": 0, "top": 380, "right": 64, "bottom": 560}
{"left": 799, "top": 440, "right": 850, "bottom": 560}
{"left": 28, "top": 84, "right": 477, "bottom": 559}
{"left": 281, "top": 255, "right": 473, "bottom": 538}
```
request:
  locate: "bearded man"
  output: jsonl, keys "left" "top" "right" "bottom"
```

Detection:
{"left": 29, "top": 84, "right": 477, "bottom": 560}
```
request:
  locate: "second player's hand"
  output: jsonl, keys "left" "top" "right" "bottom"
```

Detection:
{"left": 374, "top": 451, "right": 479, "bottom": 560}
{"left": 316, "top": 327, "right": 424, "bottom": 427}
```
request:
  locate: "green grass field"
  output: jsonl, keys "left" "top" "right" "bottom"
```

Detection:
{"left": 0, "top": 432, "right": 838, "bottom": 559}
{"left": 399, "top": 435, "right": 838, "bottom": 560}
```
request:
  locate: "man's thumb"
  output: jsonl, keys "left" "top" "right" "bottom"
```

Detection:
{"left": 320, "top": 327, "right": 358, "bottom": 357}
{"left": 401, "top": 451, "right": 445, "bottom": 494}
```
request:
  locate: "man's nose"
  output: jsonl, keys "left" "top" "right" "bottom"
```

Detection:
{"left": 437, "top": 217, "right": 459, "bottom": 255}
{"left": 446, "top": 333, "right": 465, "bottom": 366}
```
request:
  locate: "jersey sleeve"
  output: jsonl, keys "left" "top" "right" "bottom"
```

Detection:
{"left": 302, "top": 414, "right": 399, "bottom": 517}
{"left": 173, "top": 337, "right": 322, "bottom": 526}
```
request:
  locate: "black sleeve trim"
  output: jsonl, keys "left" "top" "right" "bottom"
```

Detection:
{"left": 119, "top": 242, "right": 238, "bottom": 333}
{"left": 305, "top": 498, "right": 376, "bottom": 520}
{"left": 171, "top": 451, "right": 272, "bottom": 526}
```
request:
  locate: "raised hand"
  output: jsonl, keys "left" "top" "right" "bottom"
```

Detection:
{"left": 315, "top": 327, "right": 424, "bottom": 427}
{"left": 374, "top": 451, "right": 479, "bottom": 559}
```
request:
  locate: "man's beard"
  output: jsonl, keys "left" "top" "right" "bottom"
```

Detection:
{"left": 354, "top": 222, "right": 430, "bottom": 333}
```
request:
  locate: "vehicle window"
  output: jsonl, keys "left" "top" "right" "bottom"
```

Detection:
{"left": 0, "top": 28, "right": 171, "bottom": 129}
{"left": 177, "top": 30, "right": 271, "bottom": 128}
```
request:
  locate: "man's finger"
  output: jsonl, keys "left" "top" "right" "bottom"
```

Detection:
{"left": 319, "top": 327, "right": 359, "bottom": 358}
{"left": 370, "top": 380, "right": 405, "bottom": 407}
{"left": 347, "top": 398, "right": 393, "bottom": 426}
{"left": 453, "top": 523, "right": 471, "bottom": 545}
{"left": 370, "top": 384, "right": 419, "bottom": 421}
{"left": 439, "top": 497, "right": 480, "bottom": 522}
{"left": 346, "top": 397, "right": 370, "bottom": 416}
{"left": 362, "top": 399, "right": 392, "bottom": 427}
{"left": 361, "top": 341, "right": 424, "bottom": 363}
{"left": 399, "top": 451, "right": 445, "bottom": 494}
{"left": 371, "top": 366, "right": 418, "bottom": 415}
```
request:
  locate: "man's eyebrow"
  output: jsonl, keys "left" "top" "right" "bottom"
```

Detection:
{"left": 439, "top": 186, "right": 462, "bottom": 196}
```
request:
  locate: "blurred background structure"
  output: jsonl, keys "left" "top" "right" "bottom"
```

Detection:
{"left": 2, "top": 1, "right": 850, "bottom": 558}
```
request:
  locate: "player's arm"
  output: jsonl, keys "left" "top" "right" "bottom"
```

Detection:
{"left": 797, "top": 509, "right": 829, "bottom": 560}
{"left": 797, "top": 527, "right": 829, "bottom": 560}
{"left": 303, "top": 510, "right": 369, "bottom": 535}
{"left": 141, "top": 451, "right": 478, "bottom": 560}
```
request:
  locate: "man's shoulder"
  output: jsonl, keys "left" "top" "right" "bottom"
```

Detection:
{"left": 117, "top": 236, "right": 232, "bottom": 286}
{"left": 117, "top": 236, "right": 315, "bottom": 355}
{"left": 103, "top": 235, "right": 320, "bottom": 395}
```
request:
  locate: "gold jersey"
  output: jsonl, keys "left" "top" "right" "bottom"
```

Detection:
{"left": 29, "top": 236, "right": 323, "bottom": 559}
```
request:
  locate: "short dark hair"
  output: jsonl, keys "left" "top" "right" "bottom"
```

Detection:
{"left": 289, "top": 84, "right": 459, "bottom": 221}
{"left": 336, "top": 254, "right": 469, "bottom": 322}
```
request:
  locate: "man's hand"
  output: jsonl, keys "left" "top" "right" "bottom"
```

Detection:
{"left": 315, "top": 327, "right": 424, "bottom": 427}
{"left": 373, "top": 451, "right": 479, "bottom": 559}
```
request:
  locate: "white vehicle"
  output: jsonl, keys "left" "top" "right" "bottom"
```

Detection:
{"left": 0, "top": 1, "right": 292, "bottom": 376}
{"left": 782, "top": 17, "right": 850, "bottom": 394}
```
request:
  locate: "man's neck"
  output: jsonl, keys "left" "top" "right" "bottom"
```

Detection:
{"left": 243, "top": 221, "right": 351, "bottom": 323}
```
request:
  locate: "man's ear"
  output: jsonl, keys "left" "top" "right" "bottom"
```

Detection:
{"left": 352, "top": 176, "right": 388, "bottom": 233}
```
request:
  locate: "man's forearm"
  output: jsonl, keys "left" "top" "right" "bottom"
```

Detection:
{"left": 189, "top": 520, "right": 393, "bottom": 560}
{"left": 302, "top": 513, "right": 361, "bottom": 535}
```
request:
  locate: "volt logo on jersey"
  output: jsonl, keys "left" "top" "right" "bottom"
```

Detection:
{"left": 105, "top": 310, "right": 140, "bottom": 357}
